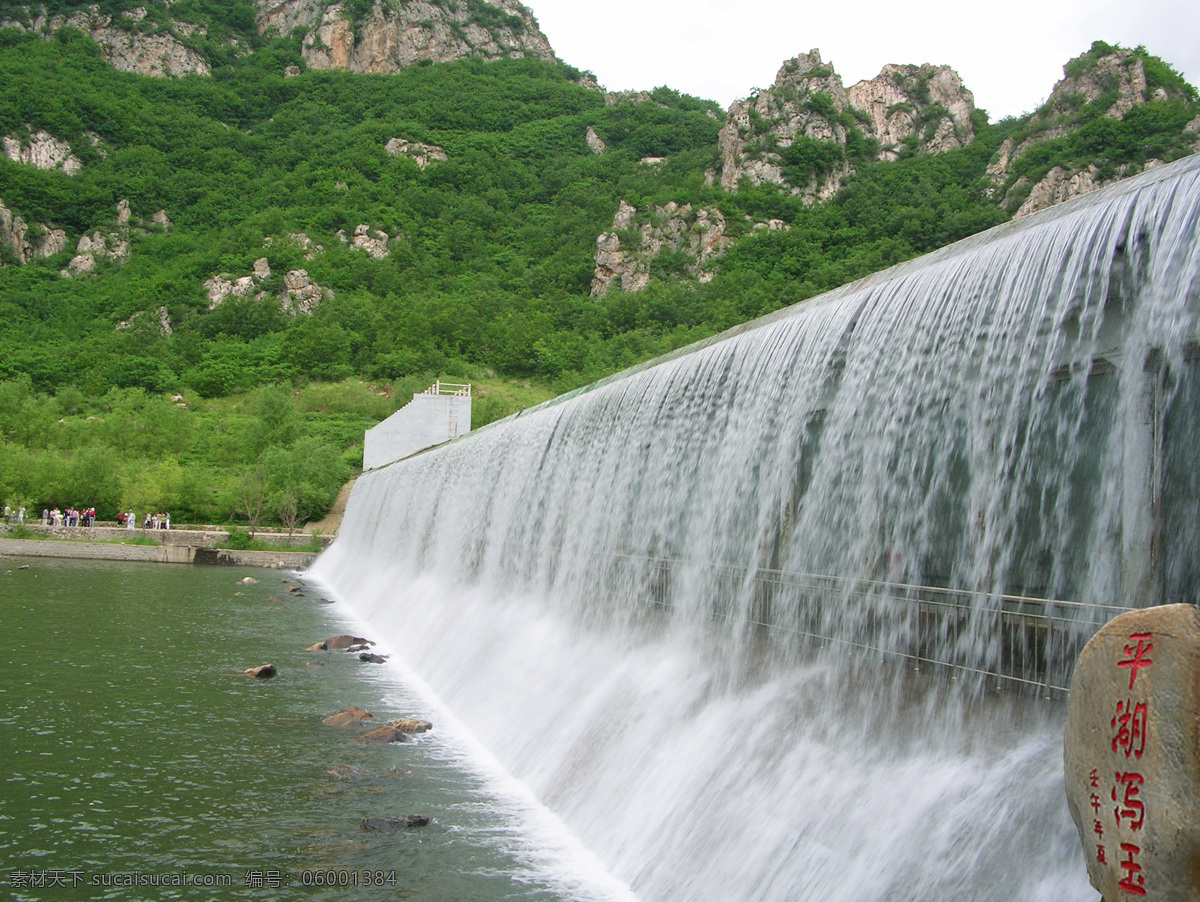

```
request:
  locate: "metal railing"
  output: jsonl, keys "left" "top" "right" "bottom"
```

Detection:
{"left": 602, "top": 553, "right": 1136, "bottom": 694}
{"left": 423, "top": 381, "right": 471, "bottom": 397}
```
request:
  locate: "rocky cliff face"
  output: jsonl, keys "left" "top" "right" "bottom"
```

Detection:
{"left": 715, "top": 50, "right": 856, "bottom": 200}
{"left": 714, "top": 50, "right": 976, "bottom": 200}
{"left": 4, "top": 0, "right": 555, "bottom": 79}
{"left": 0, "top": 201, "right": 68, "bottom": 265}
{"left": 2, "top": 130, "right": 84, "bottom": 174}
{"left": 0, "top": 5, "right": 211, "bottom": 77}
{"left": 591, "top": 201, "right": 788, "bottom": 297}
{"left": 847, "top": 63, "right": 975, "bottom": 162}
{"left": 204, "top": 239, "right": 333, "bottom": 315}
{"left": 989, "top": 46, "right": 1200, "bottom": 216}
{"left": 256, "top": 0, "right": 556, "bottom": 74}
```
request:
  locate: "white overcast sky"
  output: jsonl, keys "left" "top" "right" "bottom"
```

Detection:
{"left": 526, "top": 0, "right": 1198, "bottom": 122}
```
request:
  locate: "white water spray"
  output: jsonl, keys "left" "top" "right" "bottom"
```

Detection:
{"left": 314, "top": 155, "right": 1200, "bottom": 900}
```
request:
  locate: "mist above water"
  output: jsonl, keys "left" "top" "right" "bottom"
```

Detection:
{"left": 314, "top": 155, "right": 1200, "bottom": 900}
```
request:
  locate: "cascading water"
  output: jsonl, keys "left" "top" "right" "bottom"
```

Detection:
{"left": 312, "top": 154, "right": 1200, "bottom": 900}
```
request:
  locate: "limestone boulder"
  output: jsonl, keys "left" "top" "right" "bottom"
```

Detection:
{"left": 1064, "top": 603, "right": 1200, "bottom": 901}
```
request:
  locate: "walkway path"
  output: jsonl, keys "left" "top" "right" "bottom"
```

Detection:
{"left": 305, "top": 477, "right": 357, "bottom": 535}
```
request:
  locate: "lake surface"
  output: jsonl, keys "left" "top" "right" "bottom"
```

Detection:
{"left": 0, "top": 556, "right": 630, "bottom": 901}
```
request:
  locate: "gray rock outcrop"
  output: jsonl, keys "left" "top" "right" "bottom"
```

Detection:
{"left": 337, "top": 224, "right": 391, "bottom": 259}
{"left": 0, "top": 6, "right": 210, "bottom": 77}
{"left": 591, "top": 200, "right": 731, "bottom": 296}
{"left": 0, "top": 201, "right": 68, "bottom": 264}
{"left": 281, "top": 269, "right": 331, "bottom": 314}
{"left": 846, "top": 64, "right": 975, "bottom": 162}
{"left": 2, "top": 130, "right": 83, "bottom": 174}
{"left": 116, "top": 306, "right": 173, "bottom": 335}
{"left": 204, "top": 257, "right": 271, "bottom": 307}
{"left": 585, "top": 126, "right": 607, "bottom": 155}
{"left": 989, "top": 47, "right": 1193, "bottom": 217}
{"left": 256, "top": 0, "right": 557, "bottom": 74}
{"left": 203, "top": 255, "right": 331, "bottom": 313}
{"left": 1064, "top": 603, "right": 1200, "bottom": 901}
{"left": 62, "top": 203, "right": 133, "bottom": 278}
{"left": 716, "top": 50, "right": 856, "bottom": 200}
{"left": 385, "top": 138, "right": 447, "bottom": 169}
{"left": 60, "top": 201, "right": 168, "bottom": 277}
{"left": 714, "top": 50, "right": 976, "bottom": 200}
{"left": 289, "top": 232, "right": 323, "bottom": 259}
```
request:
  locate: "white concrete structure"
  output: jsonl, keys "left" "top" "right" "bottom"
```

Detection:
{"left": 363, "top": 382, "right": 471, "bottom": 470}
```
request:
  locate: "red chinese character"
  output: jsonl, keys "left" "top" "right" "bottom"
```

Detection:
{"left": 1118, "top": 843, "right": 1147, "bottom": 895}
{"left": 1117, "top": 633, "right": 1154, "bottom": 690}
{"left": 1112, "top": 772, "right": 1146, "bottom": 831}
{"left": 1097, "top": 844, "right": 1107, "bottom": 865}
{"left": 1089, "top": 768, "right": 1101, "bottom": 788}
{"left": 1091, "top": 792, "right": 1103, "bottom": 814}
{"left": 1111, "top": 700, "right": 1148, "bottom": 758}
{"left": 1093, "top": 819, "right": 1104, "bottom": 838}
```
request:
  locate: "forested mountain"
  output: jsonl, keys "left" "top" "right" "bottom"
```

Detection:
{"left": 1, "top": 0, "right": 1197, "bottom": 526}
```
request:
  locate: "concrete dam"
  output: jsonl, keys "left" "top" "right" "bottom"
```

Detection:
{"left": 312, "top": 155, "right": 1200, "bottom": 900}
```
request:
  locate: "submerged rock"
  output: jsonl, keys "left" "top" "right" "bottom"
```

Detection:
{"left": 355, "top": 726, "right": 411, "bottom": 744}
{"left": 244, "top": 664, "right": 277, "bottom": 679}
{"left": 322, "top": 706, "right": 373, "bottom": 727}
{"left": 361, "top": 815, "right": 430, "bottom": 831}
{"left": 325, "top": 634, "right": 372, "bottom": 649}
{"left": 359, "top": 653, "right": 388, "bottom": 664}
{"left": 387, "top": 719, "right": 433, "bottom": 734}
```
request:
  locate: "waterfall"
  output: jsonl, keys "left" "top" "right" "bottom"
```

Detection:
{"left": 313, "top": 154, "right": 1200, "bottom": 900}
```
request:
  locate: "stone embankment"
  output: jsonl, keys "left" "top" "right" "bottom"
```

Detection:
{"left": 0, "top": 525, "right": 330, "bottom": 570}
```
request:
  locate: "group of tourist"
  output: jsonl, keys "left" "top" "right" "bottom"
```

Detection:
{"left": 112, "top": 511, "right": 171, "bottom": 529}
{"left": 42, "top": 507, "right": 97, "bottom": 527}
{"left": 3, "top": 506, "right": 176, "bottom": 530}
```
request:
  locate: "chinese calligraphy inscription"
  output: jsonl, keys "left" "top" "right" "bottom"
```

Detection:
{"left": 1064, "top": 604, "right": 1200, "bottom": 901}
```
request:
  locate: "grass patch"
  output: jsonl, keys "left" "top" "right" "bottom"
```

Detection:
{"left": 6, "top": 524, "right": 45, "bottom": 540}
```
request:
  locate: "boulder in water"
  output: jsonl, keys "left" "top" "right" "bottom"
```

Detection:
{"left": 326, "top": 634, "right": 372, "bottom": 649}
{"left": 323, "top": 706, "right": 373, "bottom": 727}
{"left": 356, "top": 725, "right": 411, "bottom": 744}
{"left": 361, "top": 815, "right": 429, "bottom": 830}
{"left": 244, "top": 664, "right": 277, "bottom": 678}
{"left": 387, "top": 718, "right": 432, "bottom": 734}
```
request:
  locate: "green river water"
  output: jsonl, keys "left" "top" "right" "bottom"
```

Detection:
{"left": 0, "top": 556, "right": 603, "bottom": 902}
